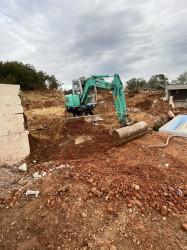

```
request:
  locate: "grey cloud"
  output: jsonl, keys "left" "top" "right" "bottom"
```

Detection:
{"left": 0, "top": 0, "right": 187, "bottom": 88}
{"left": 71, "top": 8, "right": 144, "bottom": 57}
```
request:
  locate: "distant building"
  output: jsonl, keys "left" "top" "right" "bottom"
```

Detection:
{"left": 164, "top": 83, "right": 187, "bottom": 108}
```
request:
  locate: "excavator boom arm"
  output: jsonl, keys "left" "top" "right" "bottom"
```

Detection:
{"left": 81, "top": 74, "right": 128, "bottom": 126}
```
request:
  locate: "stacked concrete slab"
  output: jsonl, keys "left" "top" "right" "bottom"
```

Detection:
{"left": 0, "top": 84, "right": 30, "bottom": 165}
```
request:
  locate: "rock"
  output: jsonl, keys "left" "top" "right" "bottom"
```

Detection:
{"left": 135, "top": 200, "right": 142, "bottom": 208}
{"left": 88, "top": 193, "right": 93, "bottom": 198}
{"left": 131, "top": 108, "right": 140, "bottom": 113}
{"left": 88, "top": 243, "right": 93, "bottom": 248}
{"left": 19, "top": 178, "right": 27, "bottom": 185}
{"left": 164, "top": 163, "right": 169, "bottom": 168}
{"left": 51, "top": 200, "right": 55, "bottom": 206}
{"left": 134, "top": 184, "right": 140, "bottom": 191}
{"left": 110, "top": 245, "right": 117, "bottom": 250}
{"left": 127, "top": 203, "right": 132, "bottom": 208}
{"left": 163, "top": 217, "right": 166, "bottom": 221}
{"left": 33, "top": 172, "right": 42, "bottom": 179}
{"left": 57, "top": 198, "right": 62, "bottom": 204}
{"left": 61, "top": 184, "right": 70, "bottom": 192}
{"left": 42, "top": 171, "right": 47, "bottom": 177}
{"left": 182, "top": 223, "right": 187, "bottom": 231}
{"left": 81, "top": 212, "right": 87, "bottom": 218}
{"left": 168, "top": 110, "right": 175, "bottom": 119}
{"left": 75, "top": 135, "right": 92, "bottom": 145}
{"left": 87, "top": 179, "right": 93, "bottom": 183}
{"left": 91, "top": 187, "right": 97, "bottom": 194}
{"left": 133, "top": 239, "right": 136, "bottom": 244}
{"left": 107, "top": 207, "right": 113, "bottom": 214}
{"left": 18, "top": 163, "right": 27, "bottom": 172}
{"left": 12, "top": 196, "right": 17, "bottom": 201}
{"left": 95, "top": 190, "right": 101, "bottom": 197}
{"left": 136, "top": 240, "right": 140, "bottom": 246}
{"left": 141, "top": 207, "right": 145, "bottom": 213}
{"left": 161, "top": 206, "right": 168, "bottom": 216}
{"left": 74, "top": 176, "right": 79, "bottom": 181}
{"left": 15, "top": 191, "right": 21, "bottom": 197}
{"left": 129, "top": 208, "right": 133, "bottom": 214}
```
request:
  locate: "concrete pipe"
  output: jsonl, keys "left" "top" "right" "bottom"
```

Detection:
{"left": 112, "top": 121, "right": 148, "bottom": 145}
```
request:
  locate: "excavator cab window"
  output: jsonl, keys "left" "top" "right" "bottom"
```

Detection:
{"left": 72, "top": 78, "right": 97, "bottom": 104}
{"left": 72, "top": 80, "right": 82, "bottom": 96}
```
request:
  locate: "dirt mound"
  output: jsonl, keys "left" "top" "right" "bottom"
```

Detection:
{"left": 135, "top": 98, "right": 152, "bottom": 111}
{"left": 24, "top": 99, "right": 64, "bottom": 110}
{"left": 27, "top": 119, "right": 114, "bottom": 166}
{"left": 62, "top": 132, "right": 187, "bottom": 215}
{"left": 1, "top": 166, "right": 186, "bottom": 250}
{"left": 1, "top": 89, "right": 186, "bottom": 250}
{"left": 20, "top": 90, "right": 65, "bottom": 128}
{"left": 94, "top": 90, "right": 169, "bottom": 129}
{"left": 1, "top": 133, "right": 187, "bottom": 249}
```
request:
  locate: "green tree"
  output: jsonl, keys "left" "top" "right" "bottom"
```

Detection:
{"left": 0, "top": 61, "right": 61, "bottom": 90}
{"left": 148, "top": 74, "right": 168, "bottom": 89}
{"left": 172, "top": 71, "right": 187, "bottom": 84}
{"left": 47, "top": 75, "right": 61, "bottom": 89}
{"left": 126, "top": 78, "right": 147, "bottom": 90}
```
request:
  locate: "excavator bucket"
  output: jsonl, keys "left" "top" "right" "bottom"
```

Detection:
{"left": 112, "top": 121, "right": 148, "bottom": 145}
{"left": 65, "top": 114, "right": 103, "bottom": 123}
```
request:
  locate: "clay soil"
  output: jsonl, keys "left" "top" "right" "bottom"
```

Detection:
{"left": 0, "top": 90, "right": 187, "bottom": 250}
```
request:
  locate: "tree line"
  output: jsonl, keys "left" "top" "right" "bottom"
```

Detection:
{"left": 0, "top": 61, "right": 186, "bottom": 91}
{"left": 126, "top": 72, "right": 187, "bottom": 90}
{"left": 0, "top": 61, "right": 61, "bottom": 90}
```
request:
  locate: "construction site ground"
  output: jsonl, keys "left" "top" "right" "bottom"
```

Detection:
{"left": 0, "top": 90, "right": 187, "bottom": 250}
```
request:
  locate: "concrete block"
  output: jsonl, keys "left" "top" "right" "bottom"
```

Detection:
{"left": 0, "top": 84, "right": 20, "bottom": 94}
{"left": 0, "top": 114, "right": 25, "bottom": 136}
{"left": 0, "top": 103, "right": 23, "bottom": 115}
{"left": 0, "top": 84, "right": 30, "bottom": 165}
{"left": 0, "top": 96, "right": 22, "bottom": 106}
{"left": 0, "top": 130, "right": 30, "bottom": 165}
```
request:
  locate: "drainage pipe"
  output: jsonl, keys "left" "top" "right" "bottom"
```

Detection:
{"left": 147, "top": 135, "right": 187, "bottom": 148}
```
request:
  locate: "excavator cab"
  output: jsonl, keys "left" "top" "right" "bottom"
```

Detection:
{"left": 72, "top": 77, "right": 97, "bottom": 106}
{"left": 65, "top": 78, "right": 97, "bottom": 116}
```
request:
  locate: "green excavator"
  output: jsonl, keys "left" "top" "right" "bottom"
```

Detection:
{"left": 65, "top": 74, "right": 148, "bottom": 144}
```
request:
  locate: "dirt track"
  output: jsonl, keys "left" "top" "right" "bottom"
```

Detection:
{"left": 0, "top": 90, "right": 187, "bottom": 249}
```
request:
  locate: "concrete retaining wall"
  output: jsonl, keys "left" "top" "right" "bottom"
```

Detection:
{"left": 0, "top": 84, "right": 30, "bottom": 165}
{"left": 173, "top": 101, "right": 187, "bottom": 109}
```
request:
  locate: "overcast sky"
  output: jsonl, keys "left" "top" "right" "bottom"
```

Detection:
{"left": 0, "top": 0, "right": 187, "bottom": 89}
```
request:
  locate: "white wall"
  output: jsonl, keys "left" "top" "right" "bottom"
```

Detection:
{"left": 0, "top": 84, "right": 30, "bottom": 165}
